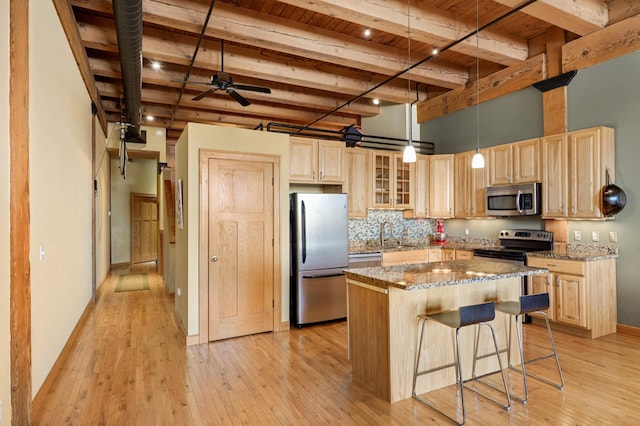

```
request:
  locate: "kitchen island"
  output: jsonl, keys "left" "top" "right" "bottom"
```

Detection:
{"left": 343, "top": 260, "right": 547, "bottom": 403}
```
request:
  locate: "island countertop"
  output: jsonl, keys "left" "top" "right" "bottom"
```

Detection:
{"left": 344, "top": 259, "right": 547, "bottom": 291}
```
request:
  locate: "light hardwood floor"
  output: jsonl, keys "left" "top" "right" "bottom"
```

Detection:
{"left": 33, "top": 265, "right": 640, "bottom": 425}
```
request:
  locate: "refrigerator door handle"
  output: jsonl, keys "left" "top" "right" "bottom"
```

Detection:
{"left": 301, "top": 200, "right": 307, "bottom": 263}
{"left": 302, "top": 273, "right": 345, "bottom": 279}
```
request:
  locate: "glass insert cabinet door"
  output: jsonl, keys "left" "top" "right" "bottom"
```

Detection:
{"left": 371, "top": 152, "right": 414, "bottom": 208}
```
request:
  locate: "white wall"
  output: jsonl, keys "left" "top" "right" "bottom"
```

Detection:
{"left": 1, "top": 0, "right": 12, "bottom": 422}
{"left": 94, "top": 123, "right": 110, "bottom": 287}
{"left": 174, "top": 123, "right": 290, "bottom": 337}
{"left": 29, "top": 1, "right": 93, "bottom": 394}
{"left": 110, "top": 157, "right": 158, "bottom": 264}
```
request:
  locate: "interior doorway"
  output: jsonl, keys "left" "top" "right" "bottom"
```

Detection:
{"left": 199, "top": 150, "right": 281, "bottom": 342}
{"left": 130, "top": 193, "right": 158, "bottom": 264}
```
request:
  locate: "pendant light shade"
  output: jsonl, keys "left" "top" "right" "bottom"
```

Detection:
{"left": 471, "top": 149, "right": 485, "bottom": 168}
{"left": 403, "top": 143, "right": 417, "bottom": 163}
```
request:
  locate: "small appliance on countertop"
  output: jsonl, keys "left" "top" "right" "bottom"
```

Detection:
{"left": 433, "top": 218, "right": 446, "bottom": 244}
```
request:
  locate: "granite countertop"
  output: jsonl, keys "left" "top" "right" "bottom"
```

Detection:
{"left": 527, "top": 243, "right": 618, "bottom": 261}
{"left": 344, "top": 259, "right": 547, "bottom": 291}
{"left": 349, "top": 240, "right": 498, "bottom": 255}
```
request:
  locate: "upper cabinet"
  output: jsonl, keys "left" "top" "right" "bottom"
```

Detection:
{"left": 289, "top": 137, "right": 345, "bottom": 184}
{"left": 489, "top": 138, "right": 540, "bottom": 185}
{"left": 429, "top": 154, "right": 454, "bottom": 218}
{"left": 454, "top": 149, "right": 489, "bottom": 218}
{"left": 371, "top": 152, "right": 415, "bottom": 209}
{"left": 541, "top": 126, "right": 615, "bottom": 219}
{"left": 409, "top": 154, "right": 430, "bottom": 218}
{"left": 345, "top": 148, "right": 371, "bottom": 217}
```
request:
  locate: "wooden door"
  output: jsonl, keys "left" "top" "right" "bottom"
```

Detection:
{"left": 569, "top": 129, "right": 600, "bottom": 218}
{"left": 555, "top": 274, "right": 587, "bottom": 328}
{"left": 470, "top": 148, "right": 490, "bottom": 217}
{"left": 345, "top": 148, "right": 370, "bottom": 217}
{"left": 412, "top": 155, "right": 429, "bottom": 218}
{"left": 454, "top": 152, "right": 469, "bottom": 218}
{"left": 131, "top": 194, "right": 158, "bottom": 264}
{"left": 318, "top": 140, "right": 345, "bottom": 183}
{"left": 489, "top": 144, "right": 513, "bottom": 185}
{"left": 289, "top": 137, "right": 317, "bottom": 182}
{"left": 513, "top": 138, "right": 540, "bottom": 183}
{"left": 541, "top": 134, "right": 568, "bottom": 218}
{"left": 207, "top": 157, "right": 274, "bottom": 341}
{"left": 428, "top": 154, "right": 454, "bottom": 218}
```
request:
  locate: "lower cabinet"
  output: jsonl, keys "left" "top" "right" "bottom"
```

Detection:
{"left": 527, "top": 256, "right": 616, "bottom": 338}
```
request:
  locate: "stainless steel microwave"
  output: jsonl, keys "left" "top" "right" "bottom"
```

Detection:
{"left": 486, "top": 182, "right": 541, "bottom": 216}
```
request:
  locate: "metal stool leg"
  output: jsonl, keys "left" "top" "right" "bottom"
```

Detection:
{"left": 468, "top": 322, "right": 512, "bottom": 411}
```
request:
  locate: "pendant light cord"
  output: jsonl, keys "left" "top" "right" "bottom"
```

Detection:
{"left": 476, "top": 0, "right": 480, "bottom": 152}
{"left": 407, "top": 0, "right": 412, "bottom": 144}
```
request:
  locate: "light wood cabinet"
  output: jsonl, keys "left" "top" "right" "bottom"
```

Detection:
{"left": 428, "top": 154, "right": 454, "bottom": 218}
{"left": 454, "top": 149, "right": 490, "bottom": 218}
{"left": 408, "top": 155, "right": 430, "bottom": 218}
{"left": 371, "top": 152, "right": 415, "bottom": 209}
{"left": 527, "top": 256, "right": 616, "bottom": 338}
{"left": 289, "top": 137, "right": 345, "bottom": 184}
{"left": 442, "top": 249, "right": 455, "bottom": 261}
{"left": 344, "top": 148, "right": 371, "bottom": 217}
{"left": 541, "top": 126, "right": 615, "bottom": 219}
{"left": 382, "top": 249, "right": 427, "bottom": 265}
{"left": 541, "top": 134, "right": 569, "bottom": 217}
{"left": 455, "top": 250, "right": 474, "bottom": 260}
{"left": 489, "top": 138, "right": 539, "bottom": 186}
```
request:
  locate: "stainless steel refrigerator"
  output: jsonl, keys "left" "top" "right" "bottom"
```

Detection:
{"left": 290, "top": 193, "right": 349, "bottom": 327}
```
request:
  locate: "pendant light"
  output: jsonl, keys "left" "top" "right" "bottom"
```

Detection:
{"left": 471, "top": 0, "right": 485, "bottom": 169}
{"left": 403, "top": 0, "right": 417, "bottom": 163}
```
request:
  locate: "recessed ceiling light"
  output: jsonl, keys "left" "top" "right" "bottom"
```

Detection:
{"left": 364, "top": 28, "right": 371, "bottom": 37}
{"left": 146, "top": 115, "right": 155, "bottom": 121}
{"left": 372, "top": 98, "right": 380, "bottom": 105}
{"left": 151, "top": 61, "right": 161, "bottom": 70}
{"left": 432, "top": 47, "right": 439, "bottom": 55}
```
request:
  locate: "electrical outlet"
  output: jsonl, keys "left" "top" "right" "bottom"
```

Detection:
{"left": 609, "top": 231, "right": 618, "bottom": 242}
{"left": 574, "top": 231, "right": 581, "bottom": 241}
{"left": 176, "top": 288, "right": 182, "bottom": 296}
{"left": 465, "top": 228, "right": 470, "bottom": 236}
{"left": 592, "top": 231, "right": 599, "bottom": 242}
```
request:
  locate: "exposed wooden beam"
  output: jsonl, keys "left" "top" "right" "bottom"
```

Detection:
{"left": 88, "top": 58, "right": 382, "bottom": 117}
{"left": 97, "top": 82, "right": 360, "bottom": 127}
{"left": 74, "top": 0, "right": 469, "bottom": 88}
{"left": 562, "top": 13, "right": 640, "bottom": 72}
{"left": 277, "top": 0, "right": 528, "bottom": 66}
{"left": 79, "top": 17, "right": 414, "bottom": 104}
{"left": 10, "top": 0, "right": 33, "bottom": 423}
{"left": 494, "top": 0, "right": 608, "bottom": 36}
{"left": 51, "top": 0, "right": 108, "bottom": 134}
{"left": 417, "top": 54, "right": 546, "bottom": 122}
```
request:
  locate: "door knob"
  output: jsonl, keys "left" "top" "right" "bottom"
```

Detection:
{"left": 210, "top": 256, "right": 218, "bottom": 262}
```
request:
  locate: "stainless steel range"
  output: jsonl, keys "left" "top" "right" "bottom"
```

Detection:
{"left": 474, "top": 229, "right": 553, "bottom": 323}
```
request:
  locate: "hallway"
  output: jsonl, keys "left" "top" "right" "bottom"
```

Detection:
{"left": 32, "top": 265, "right": 640, "bottom": 425}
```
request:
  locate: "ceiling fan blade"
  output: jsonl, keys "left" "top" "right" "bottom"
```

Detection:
{"left": 226, "top": 88, "right": 251, "bottom": 107}
{"left": 233, "top": 84, "right": 271, "bottom": 94}
{"left": 192, "top": 87, "right": 217, "bottom": 101}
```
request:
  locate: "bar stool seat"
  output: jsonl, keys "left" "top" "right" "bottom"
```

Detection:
{"left": 412, "top": 302, "right": 511, "bottom": 425}
{"left": 495, "top": 293, "right": 564, "bottom": 404}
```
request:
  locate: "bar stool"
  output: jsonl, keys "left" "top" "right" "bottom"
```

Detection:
{"left": 494, "top": 293, "right": 564, "bottom": 404}
{"left": 412, "top": 301, "right": 511, "bottom": 425}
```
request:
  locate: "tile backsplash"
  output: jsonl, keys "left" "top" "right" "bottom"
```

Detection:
{"left": 348, "top": 210, "right": 435, "bottom": 243}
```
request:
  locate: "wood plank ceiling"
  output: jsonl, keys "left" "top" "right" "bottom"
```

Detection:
{"left": 63, "top": 0, "right": 640, "bottom": 142}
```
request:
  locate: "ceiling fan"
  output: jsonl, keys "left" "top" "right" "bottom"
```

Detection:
{"left": 191, "top": 40, "right": 271, "bottom": 106}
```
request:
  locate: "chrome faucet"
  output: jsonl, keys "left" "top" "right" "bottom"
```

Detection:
{"left": 380, "top": 221, "right": 394, "bottom": 248}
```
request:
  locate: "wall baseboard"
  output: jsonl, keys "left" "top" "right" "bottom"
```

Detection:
{"left": 32, "top": 296, "right": 95, "bottom": 408}
{"left": 110, "top": 262, "right": 130, "bottom": 270}
{"left": 617, "top": 323, "right": 640, "bottom": 337}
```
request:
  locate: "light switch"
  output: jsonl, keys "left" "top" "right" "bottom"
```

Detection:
{"left": 609, "top": 232, "right": 618, "bottom": 242}
{"left": 592, "top": 231, "right": 599, "bottom": 242}
{"left": 574, "top": 231, "right": 581, "bottom": 241}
